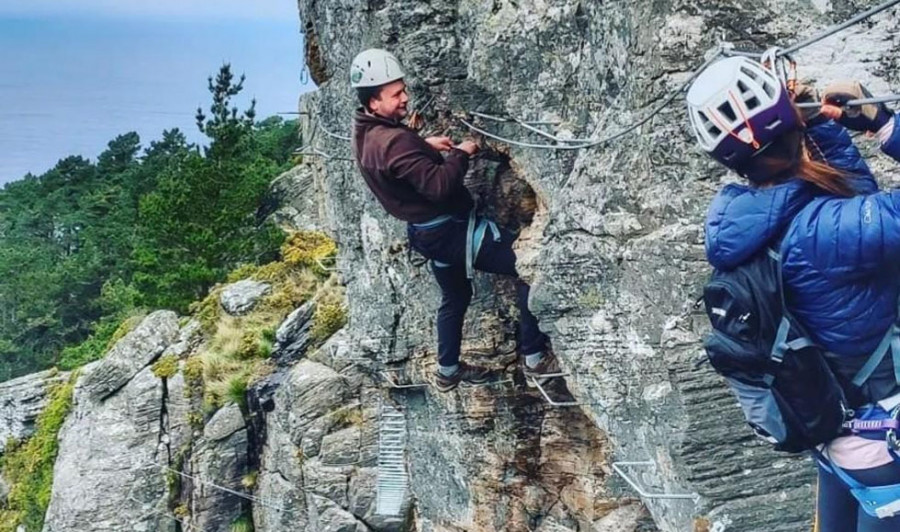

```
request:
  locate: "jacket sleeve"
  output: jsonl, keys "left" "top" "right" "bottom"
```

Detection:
{"left": 792, "top": 191, "right": 900, "bottom": 281}
{"left": 805, "top": 120, "right": 877, "bottom": 191}
{"left": 880, "top": 114, "right": 900, "bottom": 162}
{"left": 385, "top": 133, "right": 469, "bottom": 202}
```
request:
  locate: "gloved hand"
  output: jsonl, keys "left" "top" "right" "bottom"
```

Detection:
{"left": 821, "top": 80, "right": 892, "bottom": 133}
{"left": 792, "top": 82, "right": 826, "bottom": 127}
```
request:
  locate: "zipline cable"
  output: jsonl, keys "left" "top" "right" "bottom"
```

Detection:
{"left": 459, "top": 49, "right": 726, "bottom": 152}
{"left": 143, "top": 462, "right": 298, "bottom": 515}
{"left": 782, "top": 0, "right": 900, "bottom": 56}
{"left": 127, "top": 496, "right": 195, "bottom": 531}
{"left": 724, "top": 0, "right": 900, "bottom": 58}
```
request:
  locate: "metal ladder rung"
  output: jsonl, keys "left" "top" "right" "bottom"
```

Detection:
{"left": 376, "top": 401, "right": 409, "bottom": 517}
{"left": 530, "top": 373, "right": 581, "bottom": 407}
{"left": 611, "top": 461, "right": 699, "bottom": 501}
{"left": 381, "top": 371, "right": 429, "bottom": 389}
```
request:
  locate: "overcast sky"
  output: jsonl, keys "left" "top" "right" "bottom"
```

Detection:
{"left": 0, "top": 1, "right": 308, "bottom": 183}
{"left": 0, "top": 0, "right": 293, "bottom": 21}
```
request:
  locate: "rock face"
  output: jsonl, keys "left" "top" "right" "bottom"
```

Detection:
{"left": 282, "top": 0, "right": 900, "bottom": 530}
{"left": 43, "top": 314, "right": 190, "bottom": 532}
{"left": 187, "top": 403, "right": 250, "bottom": 532}
{"left": 43, "top": 364, "right": 173, "bottom": 532}
{"left": 220, "top": 280, "right": 272, "bottom": 316}
{"left": 25, "top": 2, "right": 900, "bottom": 531}
{"left": 80, "top": 310, "right": 180, "bottom": 401}
{"left": 0, "top": 369, "right": 68, "bottom": 454}
{"left": 274, "top": 300, "right": 316, "bottom": 366}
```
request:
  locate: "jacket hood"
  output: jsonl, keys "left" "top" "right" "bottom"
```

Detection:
{"left": 353, "top": 108, "right": 402, "bottom": 130}
{"left": 705, "top": 179, "right": 816, "bottom": 270}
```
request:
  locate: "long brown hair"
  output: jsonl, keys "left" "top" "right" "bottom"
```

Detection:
{"left": 741, "top": 107, "right": 855, "bottom": 197}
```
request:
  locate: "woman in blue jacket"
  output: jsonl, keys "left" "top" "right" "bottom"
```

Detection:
{"left": 687, "top": 56, "right": 900, "bottom": 531}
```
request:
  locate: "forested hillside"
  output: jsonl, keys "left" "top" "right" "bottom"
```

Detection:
{"left": 0, "top": 65, "right": 301, "bottom": 381}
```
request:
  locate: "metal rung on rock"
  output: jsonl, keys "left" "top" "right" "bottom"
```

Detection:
{"left": 611, "top": 461, "right": 699, "bottom": 501}
{"left": 381, "top": 370, "right": 429, "bottom": 389}
{"left": 376, "top": 401, "right": 409, "bottom": 516}
{"left": 530, "top": 373, "right": 581, "bottom": 407}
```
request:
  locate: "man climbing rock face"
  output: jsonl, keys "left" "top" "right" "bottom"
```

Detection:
{"left": 349, "top": 48, "right": 558, "bottom": 392}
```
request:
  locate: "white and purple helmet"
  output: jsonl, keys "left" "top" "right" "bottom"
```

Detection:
{"left": 686, "top": 56, "right": 799, "bottom": 180}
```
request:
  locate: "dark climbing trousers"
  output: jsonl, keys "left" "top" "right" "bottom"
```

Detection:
{"left": 407, "top": 216, "right": 547, "bottom": 368}
{"left": 818, "top": 461, "right": 900, "bottom": 531}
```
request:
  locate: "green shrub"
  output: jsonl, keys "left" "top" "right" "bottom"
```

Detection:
{"left": 151, "top": 355, "right": 178, "bottom": 379}
{"left": 230, "top": 513, "right": 254, "bottom": 532}
{"left": 241, "top": 470, "right": 258, "bottom": 490}
{"left": 183, "top": 356, "right": 204, "bottom": 400}
{"left": 260, "top": 326, "right": 277, "bottom": 344}
{"left": 311, "top": 301, "right": 347, "bottom": 344}
{"left": 226, "top": 263, "right": 261, "bottom": 283}
{"left": 281, "top": 231, "right": 336, "bottom": 275}
{"left": 0, "top": 373, "right": 77, "bottom": 532}
{"left": 105, "top": 315, "right": 145, "bottom": 350}
{"left": 56, "top": 313, "right": 144, "bottom": 371}
{"left": 189, "top": 288, "right": 224, "bottom": 332}
{"left": 226, "top": 375, "right": 249, "bottom": 409}
{"left": 331, "top": 407, "right": 364, "bottom": 428}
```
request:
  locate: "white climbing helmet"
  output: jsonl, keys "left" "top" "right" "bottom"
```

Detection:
{"left": 350, "top": 49, "right": 406, "bottom": 88}
{"left": 686, "top": 56, "right": 799, "bottom": 176}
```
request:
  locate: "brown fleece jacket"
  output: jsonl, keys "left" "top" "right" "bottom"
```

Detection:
{"left": 352, "top": 108, "right": 474, "bottom": 223}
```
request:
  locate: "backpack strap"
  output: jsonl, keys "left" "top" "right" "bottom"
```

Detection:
{"left": 767, "top": 247, "right": 817, "bottom": 363}
{"left": 769, "top": 245, "right": 900, "bottom": 386}
{"left": 771, "top": 317, "right": 817, "bottom": 363}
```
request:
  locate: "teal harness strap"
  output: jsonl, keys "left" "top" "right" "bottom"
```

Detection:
{"left": 465, "top": 209, "right": 476, "bottom": 280}
{"left": 892, "top": 333, "right": 900, "bottom": 386}
{"left": 410, "top": 214, "right": 452, "bottom": 229}
{"left": 465, "top": 210, "right": 501, "bottom": 280}
{"left": 852, "top": 324, "right": 900, "bottom": 387}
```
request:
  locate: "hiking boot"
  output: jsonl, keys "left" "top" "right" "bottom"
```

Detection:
{"left": 522, "top": 350, "right": 561, "bottom": 388}
{"left": 433, "top": 362, "right": 492, "bottom": 392}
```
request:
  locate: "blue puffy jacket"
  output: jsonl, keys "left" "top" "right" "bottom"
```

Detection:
{"left": 705, "top": 116, "right": 900, "bottom": 367}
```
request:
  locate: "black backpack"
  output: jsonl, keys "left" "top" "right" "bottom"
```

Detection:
{"left": 702, "top": 247, "right": 849, "bottom": 453}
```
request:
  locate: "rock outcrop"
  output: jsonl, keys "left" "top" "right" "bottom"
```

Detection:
{"left": 221, "top": 280, "right": 273, "bottom": 316}
{"left": 15, "top": 2, "right": 900, "bottom": 532}
{"left": 283, "top": 0, "right": 900, "bottom": 530}
{"left": 0, "top": 369, "right": 68, "bottom": 454}
{"left": 79, "top": 310, "right": 180, "bottom": 401}
{"left": 42, "top": 312, "right": 189, "bottom": 532}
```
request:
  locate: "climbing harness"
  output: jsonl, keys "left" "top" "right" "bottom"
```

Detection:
{"left": 464, "top": 209, "right": 501, "bottom": 280}
{"left": 408, "top": 207, "right": 500, "bottom": 281}
{"left": 818, "top": 445, "right": 900, "bottom": 519}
